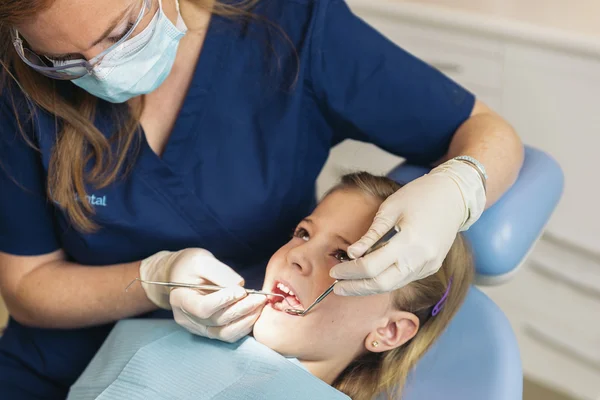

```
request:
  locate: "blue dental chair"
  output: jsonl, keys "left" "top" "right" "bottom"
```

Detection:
{"left": 385, "top": 147, "right": 564, "bottom": 400}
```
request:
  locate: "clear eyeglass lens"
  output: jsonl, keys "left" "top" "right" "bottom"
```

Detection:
{"left": 22, "top": 48, "right": 88, "bottom": 79}
{"left": 55, "top": 66, "right": 89, "bottom": 79}
{"left": 14, "top": 0, "right": 151, "bottom": 80}
{"left": 22, "top": 48, "right": 50, "bottom": 68}
{"left": 127, "top": 1, "right": 153, "bottom": 40}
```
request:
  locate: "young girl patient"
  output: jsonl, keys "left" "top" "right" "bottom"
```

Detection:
{"left": 68, "top": 173, "right": 474, "bottom": 400}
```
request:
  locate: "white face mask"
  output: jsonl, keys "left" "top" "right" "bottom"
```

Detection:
{"left": 72, "top": 0, "right": 188, "bottom": 103}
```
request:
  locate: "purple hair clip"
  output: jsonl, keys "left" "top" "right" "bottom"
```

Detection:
{"left": 431, "top": 277, "right": 453, "bottom": 316}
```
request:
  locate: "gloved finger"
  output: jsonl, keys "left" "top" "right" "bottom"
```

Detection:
{"left": 330, "top": 237, "right": 398, "bottom": 280}
{"left": 332, "top": 265, "right": 412, "bottom": 296}
{"left": 331, "top": 229, "right": 416, "bottom": 280}
{"left": 205, "top": 294, "right": 266, "bottom": 326}
{"left": 173, "top": 306, "right": 211, "bottom": 337}
{"left": 206, "top": 306, "right": 263, "bottom": 343}
{"left": 376, "top": 254, "right": 439, "bottom": 289}
{"left": 333, "top": 245, "right": 427, "bottom": 296}
{"left": 171, "top": 286, "right": 247, "bottom": 320}
{"left": 347, "top": 210, "right": 399, "bottom": 259}
{"left": 172, "top": 289, "right": 253, "bottom": 338}
{"left": 333, "top": 276, "right": 387, "bottom": 296}
{"left": 334, "top": 262, "right": 412, "bottom": 296}
{"left": 192, "top": 257, "right": 245, "bottom": 288}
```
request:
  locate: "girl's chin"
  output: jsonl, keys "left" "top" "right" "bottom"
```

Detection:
{"left": 254, "top": 304, "right": 304, "bottom": 350}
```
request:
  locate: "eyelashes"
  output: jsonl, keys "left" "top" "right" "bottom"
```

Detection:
{"left": 48, "top": 54, "right": 79, "bottom": 63}
{"left": 47, "top": 21, "right": 136, "bottom": 63}
{"left": 332, "top": 249, "right": 350, "bottom": 262}
{"left": 292, "top": 227, "right": 310, "bottom": 241}
{"left": 107, "top": 22, "right": 135, "bottom": 44}
{"left": 292, "top": 227, "right": 350, "bottom": 262}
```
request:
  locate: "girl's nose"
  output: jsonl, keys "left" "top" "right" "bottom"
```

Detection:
{"left": 285, "top": 242, "right": 314, "bottom": 276}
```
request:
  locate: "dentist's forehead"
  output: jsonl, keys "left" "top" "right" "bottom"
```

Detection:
{"left": 16, "top": 0, "right": 131, "bottom": 55}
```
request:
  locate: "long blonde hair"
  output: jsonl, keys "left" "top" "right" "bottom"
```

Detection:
{"left": 0, "top": 0, "right": 261, "bottom": 232}
{"left": 329, "top": 172, "right": 475, "bottom": 400}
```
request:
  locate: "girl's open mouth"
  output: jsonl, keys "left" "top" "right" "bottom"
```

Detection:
{"left": 269, "top": 280, "right": 304, "bottom": 312}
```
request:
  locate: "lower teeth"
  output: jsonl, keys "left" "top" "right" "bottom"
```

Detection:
{"left": 271, "top": 300, "right": 302, "bottom": 312}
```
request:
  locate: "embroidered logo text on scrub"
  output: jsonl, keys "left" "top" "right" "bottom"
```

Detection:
{"left": 75, "top": 194, "right": 108, "bottom": 207}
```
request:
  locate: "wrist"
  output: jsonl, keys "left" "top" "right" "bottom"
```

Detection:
{"left": 452, "top": 155, "right": 488, "bottom": 194}
{"left": 430, "top": 159, "right": 487, "bottom": 231}
{"left": 140, "top": 250, "right": 179, "bottom": 309}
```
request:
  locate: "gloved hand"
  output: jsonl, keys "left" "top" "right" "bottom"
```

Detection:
{"left": 140, "top": 248, "right": 266, "bottom": 343}
{"left": 330, "top": 159, "right": 486, "bottom": 296}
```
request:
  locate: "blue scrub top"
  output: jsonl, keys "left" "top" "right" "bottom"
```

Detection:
{"left": 0, "top": 0, "right": 474, "bottom": 397}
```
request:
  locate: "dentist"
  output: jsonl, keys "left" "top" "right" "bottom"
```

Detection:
{"left": 0, "top": 0, "right": 523, "bottom": 398}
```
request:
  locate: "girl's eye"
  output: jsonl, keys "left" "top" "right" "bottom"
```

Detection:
{"left": 332, "top": 249, "right": 350, "bottom": 263}
{"left": 293, "top": 228, "right": 309, "bottom": 241}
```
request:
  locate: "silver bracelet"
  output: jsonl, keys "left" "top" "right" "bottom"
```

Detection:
{"left": 452, "top": 156, "right": 487, "bottom": 194}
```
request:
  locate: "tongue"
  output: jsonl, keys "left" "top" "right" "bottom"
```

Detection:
{"left": 285, "top": 295, "right": 302, "bottom": 309}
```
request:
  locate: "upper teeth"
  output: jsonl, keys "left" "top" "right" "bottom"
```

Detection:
{"left": 277, "top": 282, "right": 295, "bottom": 297}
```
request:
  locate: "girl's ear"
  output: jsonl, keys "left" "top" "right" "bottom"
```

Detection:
{"left": 364, "top": 311, "right": 419, "bottom": 353}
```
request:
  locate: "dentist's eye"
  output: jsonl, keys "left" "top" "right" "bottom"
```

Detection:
{"left": 332, "top": 249, "right": 350, "bottom": 263}
{"left": 47, "top": 54, "right": 79, "bottom": 63}
{"left": 293, "top": 228, "right": 310, "bottom": 241}
{"left": 107, "top": 22, "right": 134, "bottom": 44}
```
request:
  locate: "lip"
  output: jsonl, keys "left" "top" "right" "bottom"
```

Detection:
{"left": 271, "top": 278, "right": 304, "bottom": 309}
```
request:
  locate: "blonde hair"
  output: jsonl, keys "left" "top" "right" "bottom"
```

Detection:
{"left": 0, "top": 0, "right": 269, "bottom": 232}
{"left": 329, "top": 172, "right": 474, "bottom": 400}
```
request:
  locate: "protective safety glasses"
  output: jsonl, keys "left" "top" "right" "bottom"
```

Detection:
{"left": 11, "top": 0, "right": 153, "bottom": 80}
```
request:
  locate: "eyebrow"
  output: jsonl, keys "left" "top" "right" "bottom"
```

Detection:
{"left": 35, "top": 4, "right": 134, "bottom": 58}
{"left": 302, "top": 218, "right": 352, "bottom": 247}
{"left": 336, "top": 235, "right": 351, "bottom": 247}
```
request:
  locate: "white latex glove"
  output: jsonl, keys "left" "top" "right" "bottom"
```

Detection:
{"left": 140, "top": 248, "right": 266, "bottom": 343}
{"left": 329, "top": 159, "right": 486, "bottom": 296}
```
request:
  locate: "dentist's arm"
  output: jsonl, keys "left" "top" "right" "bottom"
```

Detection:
{"left": 438, "top": 100, "right": 524, "bottom": 208}
{"left": 0, "top": 248, "right": 265, "bottom": 342}
{"left": 0, "top": 249, "right": 155, "bottom": 328}
{"left": 330, "top": 100, "right": 524, "bottom": 296}
{"left": 312, "top": 1, "right": 524, "bottom": 295}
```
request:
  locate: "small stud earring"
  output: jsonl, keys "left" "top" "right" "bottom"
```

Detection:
{"left": 372, "top": 340, "right": 379, "bottom": 348}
